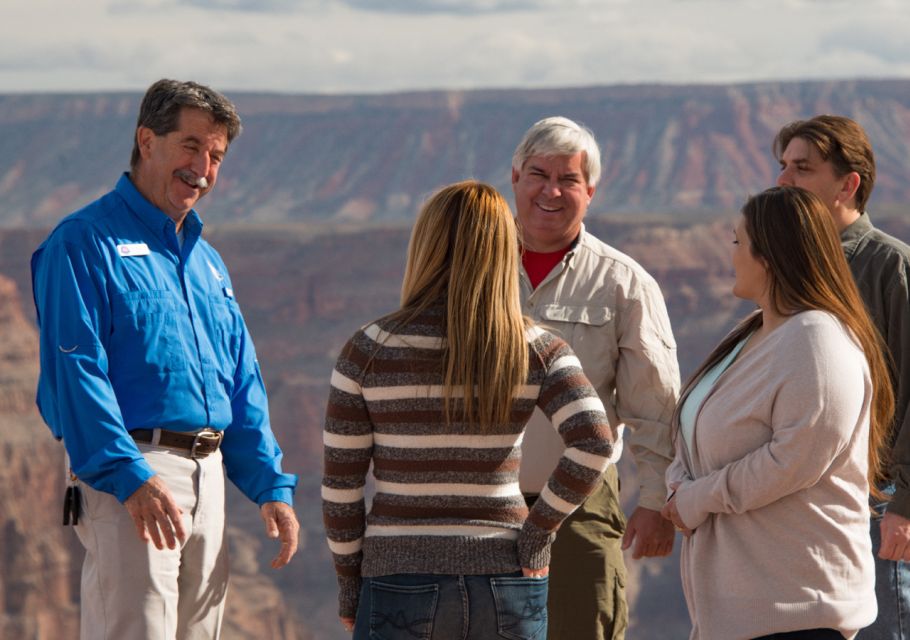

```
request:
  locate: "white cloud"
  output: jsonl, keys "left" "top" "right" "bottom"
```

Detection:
{"left": 0, "top": 0, "right": 908, "bottom": 93}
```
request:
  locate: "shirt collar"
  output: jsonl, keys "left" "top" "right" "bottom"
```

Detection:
{"left": 562, "top": 224, "right": 585, "bottom": 266}
{"left": 115, "top": 172, "right": 204, "bottom": 246}
{"left": 840, "top": 211, "right": 874, "bottom": 261}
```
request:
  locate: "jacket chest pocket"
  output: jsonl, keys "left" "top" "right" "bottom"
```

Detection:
{"left": 110, "top": 290, "right": 186, "bottom": 372}
{"left": 539, "top": 304, "right": 615, "bottom": 388}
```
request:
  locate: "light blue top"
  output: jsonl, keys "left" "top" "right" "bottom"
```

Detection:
{"left": 31, "top": 173, "right": 297, "bottom": 505}
{"left": 679, "top": 336, "right": 750, "bottom": 452}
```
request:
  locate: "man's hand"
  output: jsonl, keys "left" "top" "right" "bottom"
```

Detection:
{"left": 879, "top": 511, "right": 910, "bottom": 562}
{"left": 123, "top": 475, "right": 186, "bottom": 550}
{"left": 622, "top": 506, "right": 675, "bottom": 558}
{"left": 340, "top": 616, "right": 355, "bottom": 632}
{"left": 260, "top": 501, "right": 300, "bottom": 569}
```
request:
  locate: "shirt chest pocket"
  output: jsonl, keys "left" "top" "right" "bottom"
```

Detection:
{"left": 109, "top": 290, "right": 186, "bottom": 373}
{"left": 208, "top": 291, "right": 243, "bottom": 363}
{"left": 539, "top": 304, "right": 616, "bottom": 388}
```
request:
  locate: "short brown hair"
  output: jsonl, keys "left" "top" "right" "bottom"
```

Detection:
{"left": 130, "top": 79, "right": 242, "bottom": 170}
{"left": 772, "top": 115, "right": 876, "bottom": 212}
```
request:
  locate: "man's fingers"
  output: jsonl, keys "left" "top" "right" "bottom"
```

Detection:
{"left": 271, "top": 513, "right": 300, "bottom": 568}
{"left": 261, "top": 502, "right": 300, "bottom": 568}
{"left": 632, "top": 538, "right": 649, "bottom": 560}
{"left": 124, "top": 476, "right": 185, "bottom": 549}
{"left": 145, "top": 514, "right": 165, "bottom": 550}
{"left": 271, "top": 533, "right": 297, "bottom": 568}
{"left": 879, "top": 538, "right": 903, "bottom": 561}
{"left": 879, "top": 512, "right": 910, "bottom": 562}
{"left": 164, "top": 500, "right": 187, "bottom": 544}
{"left": 260, "top": 504, "right": 280, "bottom": 538}
{"left": 282, "top": 523, "right": 299, "bottom": 558}
{"left": 272, "top": 541, "right": 292, "bottom": 569}
{"left": 620, "top": 527, "right": 634, "bottom": 551}
{"left": 159, "top": 513, "right": 179, "bottom": 550}
{"left": 131, "top": 512, "right": 151, "bottom": 544}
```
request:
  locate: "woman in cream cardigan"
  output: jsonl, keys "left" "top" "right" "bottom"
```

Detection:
{"left": 662, "top": 186, "right": 893, "bottom": 640}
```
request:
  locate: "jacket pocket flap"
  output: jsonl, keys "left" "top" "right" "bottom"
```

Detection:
{"left": 540, "top": 304, "right": 611, "bottom": 326}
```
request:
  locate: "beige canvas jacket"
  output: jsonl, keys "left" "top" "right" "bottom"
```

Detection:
{"left": 518, "top": 225, "right": 680, "bottom": 511}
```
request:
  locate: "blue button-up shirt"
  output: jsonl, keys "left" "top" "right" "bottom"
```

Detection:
{"left": 31, "top": 173, "right": 297, "bottom": 505}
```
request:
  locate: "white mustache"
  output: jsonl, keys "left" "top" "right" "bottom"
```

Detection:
{"left": 175, "top": 170, "right": 209, "bottom": 189}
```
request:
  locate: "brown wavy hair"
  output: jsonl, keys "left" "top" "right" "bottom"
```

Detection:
{"left": 676, "top": 186, "right": 893, "bottom": 498}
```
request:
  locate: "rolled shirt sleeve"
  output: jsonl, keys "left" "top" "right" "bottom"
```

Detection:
{"left": 614, "top": 278, "right": 681, "bottom": 511}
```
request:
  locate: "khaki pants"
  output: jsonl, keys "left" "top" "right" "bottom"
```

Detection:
{"left": 74, "top": 443, "right": 228, "bottom": 640}
{"left": 547, "top": 465, "right": 628, "bottom": 640}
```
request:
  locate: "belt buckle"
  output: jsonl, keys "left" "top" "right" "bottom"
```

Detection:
{"left": 190, "top": 429, "right": 222, "bottom": 459}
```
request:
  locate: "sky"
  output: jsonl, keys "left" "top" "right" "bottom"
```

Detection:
{"left": 2, "top": 0, "right": 909, "bottom": 95}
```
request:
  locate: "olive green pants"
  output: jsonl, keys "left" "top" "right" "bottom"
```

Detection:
{"left": 547, "top": 465, "right": 627, "bottom": 640}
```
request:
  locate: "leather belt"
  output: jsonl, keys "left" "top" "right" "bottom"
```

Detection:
{"left": 131, "top": 428, "right": 223, "bottom": 459}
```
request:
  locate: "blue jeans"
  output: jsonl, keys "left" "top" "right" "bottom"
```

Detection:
{"left": 858, "top": 490, "right": 910, "bottom": 639}
{"left": 352, "top": 572, "right": 548, "bottom": 640}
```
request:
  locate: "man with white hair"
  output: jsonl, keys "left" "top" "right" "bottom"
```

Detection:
{"left": 512, "top": 116, "right": 681, "bottom": 639}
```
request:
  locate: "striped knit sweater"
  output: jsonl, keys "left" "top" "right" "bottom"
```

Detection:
{"left": 322, "top": 303, "right": 614, "bottom": 618}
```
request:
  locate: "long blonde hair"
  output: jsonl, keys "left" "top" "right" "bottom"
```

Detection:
{"left": 391, "top": 180, "right": 529, "bottom": 430}
{"left": 675, "top": 187, "right": 894, "bottom": 498}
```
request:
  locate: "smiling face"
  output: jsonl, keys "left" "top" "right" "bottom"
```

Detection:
{"left": 132, "top": 107, "right": 228, "bottom": 223}
{"left": 732, "top": 216, "right": 770, "bottom": 306}
{"left": 511, "top": 152, "right": 595, "bottom": 252}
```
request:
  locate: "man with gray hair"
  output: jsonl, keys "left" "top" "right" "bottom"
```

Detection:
{"left": 31, "top": 79, "right": 300, "bottom": 639}
{"left": 512, "top": 116, "right": 680, "bottom": 638}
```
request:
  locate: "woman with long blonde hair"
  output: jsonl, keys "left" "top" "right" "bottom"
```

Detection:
{"left": 322, "top": 181, "right": 614, "bottom": 639}
{"left": 662, "top": 186, "right": 893, "bottom": 639}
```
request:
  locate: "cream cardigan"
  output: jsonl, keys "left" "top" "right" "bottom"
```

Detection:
{"left": 668, "top": 310, "right": 876, "bottom": 639}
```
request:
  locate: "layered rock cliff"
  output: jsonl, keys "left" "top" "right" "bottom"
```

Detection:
{"left": 2, "top": 79, "right": 909, "bottom": 228}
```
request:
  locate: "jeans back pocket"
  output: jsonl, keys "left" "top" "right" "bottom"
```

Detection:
{"left": 490, "top": 576, "right": 548, "bottom": 640}
{"left": 368, "top": 580, "right": 439, "bottom": 640}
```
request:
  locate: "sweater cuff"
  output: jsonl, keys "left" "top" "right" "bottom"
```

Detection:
{"left": 338, "top": 575, "right": 362, "bottom": 619}
{"left": 673, "top": 481, "right": 706, "bottom": 531}
{"left": 517, "top": 526, "right": 556, "bottom": 569}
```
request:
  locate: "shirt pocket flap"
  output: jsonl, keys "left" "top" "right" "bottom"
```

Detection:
{"left": 540, "top": 304, "right": 612, "bottom": 326}
{"left": 111, "top": 289, "right": 178, "bottom": 316}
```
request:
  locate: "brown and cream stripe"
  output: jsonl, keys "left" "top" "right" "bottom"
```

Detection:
{"left": 322, "top": 302, "right": 614, "bottom": 618}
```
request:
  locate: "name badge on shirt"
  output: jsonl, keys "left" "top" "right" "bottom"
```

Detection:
{"left": 117, "top": 243, "right": 150, "bottom": 257}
